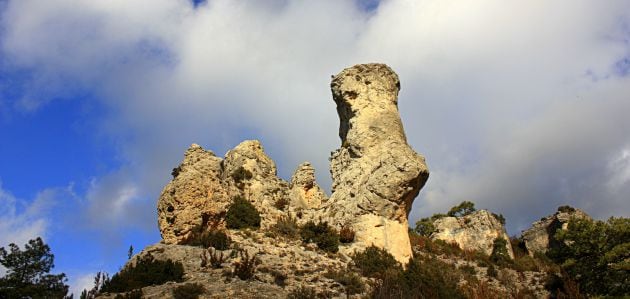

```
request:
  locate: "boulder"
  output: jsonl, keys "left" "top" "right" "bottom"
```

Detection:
{"left": 431, "top": 210, "right": 514, "bottom": 259}
{"left": 521, "top": 206, "right": 592, "bottom": 255}
{"left": 323, "top": 63, "right": 430, "bottom": 263}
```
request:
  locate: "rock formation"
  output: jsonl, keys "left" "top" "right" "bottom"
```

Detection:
{"left": 158, "top": 63, "right": 428, "bottom": 263}
{"left": 289, "top": 162, "right": 327, "bottom": 210}
{"left": 323, "top": 63, "right": 430, "bottom": 263}
{"left": 521, "top": 206, "right": 591, "bottom": 255}
{"left": 431, "top": 210, "right": 515, "bottom": 259}
{"left": 158, "top": 140, "right": 292, "bottom": 244}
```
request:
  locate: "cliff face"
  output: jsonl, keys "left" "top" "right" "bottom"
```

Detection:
{"left": 157, "top": 63, "right": 428, "bottom": 263}
{"left": 324, "top": 64, "right": 430, "bottom": 263}
{"left": 521, "top": 207, "right": 591, "bottom": 255}
{"left": 431, "top": 210, "right": 515, "bottom": 259}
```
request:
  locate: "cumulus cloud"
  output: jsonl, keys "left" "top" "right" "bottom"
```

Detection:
{"left": 0, "top": 0, "right": 629, "bottom": 238}
{"left": 0, "top": 182, "right": 52, "bottom": 248}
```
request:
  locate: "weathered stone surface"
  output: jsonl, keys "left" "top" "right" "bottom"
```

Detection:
{"left": 521, "top": 206, "right": 591, "bottom": 255}
{"left": 157, "top": 141, "right": 290, "bottom": 244}
{"left": 157, "top": 144, "right": 229, "bottom": 244}
{"left": 431, "top": 210, "right": 514, "bottom": 259}
{"left": 289, "top": 162, "right": 327, "bottom": 209}
{"left": 323, "top": 63, "right": 429, "bottom": 263}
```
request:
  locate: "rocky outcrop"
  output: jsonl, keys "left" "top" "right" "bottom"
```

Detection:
{"left": 157, "top": 144, "right": 229, "bottom": 244}
{"left": 521, "top": 206, "right": 591, "bottom": 255}
{"left": 431, "top": 210, "right": 514, "bottom": 259}
{"left": 157, "top": 141, "right": 293, "bottom": 244}
{"left": 323, "top": 63, "right": 430, "bottom": 263}
{"left": 289, "top": 162, "right": 327, "bottom": 209}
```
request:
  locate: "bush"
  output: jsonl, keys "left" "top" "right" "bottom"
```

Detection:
{"left": 324, "top": 269, "right": 365, "bottom": 296}
{"left": 490, "top": 237, "right": 511, "bottom": 266}
{"left": 447, "top": 201, "right": 476, "bottom": 217}
{"left": 548, "top": 216, "right": 629, "bottom": 297}
{"left": 339, "top": 225, "right": 355, "bottom": 243}
{"left": 200, "top": 248, "right": 228, "bottom": 269}
{"left": 492, "top": 213, "right": 506, "bottom": 225}
{"left": 287, "top": 285, "right": 318, "bottom": 299}
{"left": 186, "top": 229, "right": 230, "bottom": 250}
{"left": 557, "top": 205, "right": 576, "bottom": 213}
{"left": 172, "top": 283, "right": 205, "bottom": 299}
{"left": 271, "top": 215, "right": 300, "bottom": 238}
{"left": 101, "top": 256, "right": 184, "bottom": 293}
{"left": 369, "top": 255, "right": 465, "bottom": 299}
{"left": 351, "top": 245, "right": 401, "bottom": 279}
{"left": 226, "top": 196, "right": 261, "bottom": 229}
{"left": 299, "top": 221, "right": 339, "bottom": 253}
{"left": 414, "top": 213, "right": 446, "bottom": 236}
{"left": 274, "top": 197, "right": 289, "bottom": 210}
{"left": 487, "top": 264, "right": 498, "bottom": 278}
{"left": 233, "top": 250, "right": 258, "bottom": 280}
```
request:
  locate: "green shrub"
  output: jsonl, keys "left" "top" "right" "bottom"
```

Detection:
{"left": 369, "top": 255, "right": 465, "bottom": 299}
{"left": 271, "top": 215, "right": 300, "bottom": 238}
{"left": 287, "top": 285, "right": 318, "bottom": 299}
{"left": 487, "top": 264, "right": 498, "bottom": 278}
{"left": 414, "top": 213, "right": 446, "bottom": 237}
{"left": 490, "top": 237, "right": 511, "bottom": 266}
{"left": 101, "top": 256, "right": 184, "bottom": 293}
{"left": 231, "top": 166, "right": 253, "bottom": 182}
{"left": 557, "top": 205, "right": 576, "bottom": 213}
{"left": 324, "top": 269, "right": 365, "bottom": 296}
{"left": 351, "top": 245, "right": 401, "bottom": 279}
{"left": 299, "top": 221, "right": 339, "bottom": 253}
{"left": 339, "top": 225, "right": 355, "bottom": 243}
{"left": 226, "top": 196, "right": 261, "bottom": 229}
{"left": 172, "top": 283, "right": 205, "bottom": 299}
{"left": 492, "top": 213, "right": 506, "bottom": 225}
{"left": 447, "top": 201, "right": 476, "bottom": 217}
{"left": 186, "top": 229, "right": 230, "bottom": 250}
{"left": 548, "top": 216, "right": 630, "bottom": 297}
{"left": 233, "top": 250, "right": 258, "bottom": 280}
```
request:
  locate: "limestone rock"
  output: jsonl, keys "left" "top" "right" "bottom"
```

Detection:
{"left": 521, "top": 206, "right": 591, "bottom": 255}
{"left": 431, "top": 210, "right": 514, "bottom": 259}
{"left": 157, "top": 141, "right": 290, "bottom": 244}
{"left": 157, "top": 144, "right": 229, "bottom": 244}
{"left": 289, "top": 162, "right": 327, "bottom": 209}
{"left": 222, "top": 140, "right": 289, "bottom": 229}
{"left": 323, "top": 63, "right": 430, "bottom": 263}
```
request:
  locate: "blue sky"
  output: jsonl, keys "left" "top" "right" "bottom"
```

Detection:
{"left": 1, "top": 0, "right": 629, "bottom": 295}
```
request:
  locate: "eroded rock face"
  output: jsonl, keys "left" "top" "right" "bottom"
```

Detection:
{"left": 157, "top": 141, "right": 292, "bottom": 244}
{"left": 289, "top": 162, "right": 327, "bottom": 209}
{"left": 157, "top": 144, "right": 229, "bottom": 244}
{"left": 431, "top": 210, "right": 514, "bottom": 259}
{"left": 323, "top": 63, "right": 430, "bottom": 263}
{"left": 521, "top": 207, "right": 591, "bottom": 255}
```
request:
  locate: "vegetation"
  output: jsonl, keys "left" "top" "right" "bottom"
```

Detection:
{"left": 351, "top": 245, "right": 401, "bottom": 279}
{"left": 0, "top": 237, "right": 69, "bottom": 298}
{"left": 324, "top": 269, "right": 365, "bottom": 296}
{"left": 271, "top": 215, "right": 300, "bottom": 238}
{"left": 339, "top": 225, "right": 356, "bottom": 243}
{"left": 490, "top": 237, "right": 511, "bottom": 266}
{"left": 233, "top": 249, "right": 258, "bottom": 280}
{"left": 101, "top": 256, "right": 184, "bottom": 293}
{"left": 274, "top": 197, "right": 290, "bottom": 210}
{"left": 186, "top": 229, "right": 231, "bottom": 250}
{"left": 172, "top": 283, "right": 205, "bottom": 299}
{"left": 113, "top": 289, "right": 143, "bottom": 299}
{"left": 368, "top": 253, "right": 465, "bottom": 299}
{"left": 548, "top": 216, "right": 629, "bottom": 297}
{"left": 447, "top": 200, "right": 476, "bottom": 217}
{"left": 226, "top": 196, "right": 261, "bottom": 229}
{"left": 201, "top": 248, "right": 228, "bottom": 269}
{"left": 79, "top": 271, "right": 109, "bottom": 299}
{"left": 287, "top": 285, "right": 318, "bottom": 299}
{"left": 299, "top": 220, "right": 340, "bottom": 253}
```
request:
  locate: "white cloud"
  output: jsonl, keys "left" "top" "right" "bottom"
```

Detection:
{"left": 0, "top": 182, "right": 50, "bottom": 248}
{"left": 1, "top": 0, "right": 629, "bottom": 236}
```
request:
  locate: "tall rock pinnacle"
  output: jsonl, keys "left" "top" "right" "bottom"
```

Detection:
{"left": 325, "top": 63, "right": 429, "bottom": 263}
